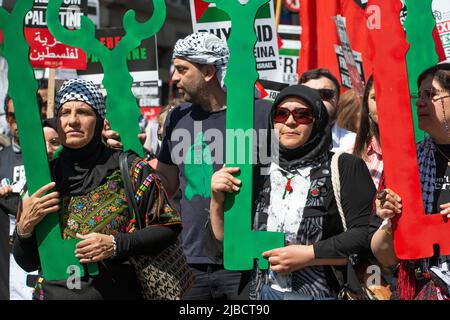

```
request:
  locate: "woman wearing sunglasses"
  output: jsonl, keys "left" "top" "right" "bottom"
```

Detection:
{"left": 209, "top": 85, "right": 375, "bottom": 300}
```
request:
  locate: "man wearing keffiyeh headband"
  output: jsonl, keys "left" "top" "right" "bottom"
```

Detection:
{"left": 170, "top": 32, "right": 229, "bottom": 108}
{"left": 172, "top": 32, "right": 229, "bottom": 91}
{"left": 147, "top": 31, "right": 272, "bottom": 301}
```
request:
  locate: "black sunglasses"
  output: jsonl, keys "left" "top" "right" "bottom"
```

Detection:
{"left": 317, "top": 88, "right": 336, "bottom": 102}
{"left": 274, "top": 108, "right": 314, "bottom": 125}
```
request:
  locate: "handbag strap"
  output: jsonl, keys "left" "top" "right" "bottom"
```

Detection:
{"left": 330, "top": 151, "right": 347, "bottom": 231}
{"left": 119, "top": 151, "right": 143, "bottom": 230}
{"left": 330, "top": 152, "right": 366, "bottom": 295}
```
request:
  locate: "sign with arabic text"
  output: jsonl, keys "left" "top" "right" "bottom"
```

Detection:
{"left": 25, "top": 0, "right": 87, "bottom": 69}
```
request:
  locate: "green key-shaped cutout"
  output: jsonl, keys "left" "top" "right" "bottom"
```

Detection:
{"left": 205, "top": 0, "right": 284, "bottom": 270}
{"left": 404, "top": 0, "right": 438, "bottom": 142}
{"left": 0, "top": 0, "right": 98, "bottom": 280}
{"left": 47, "top": 0, "right": 167, "bottom": 157}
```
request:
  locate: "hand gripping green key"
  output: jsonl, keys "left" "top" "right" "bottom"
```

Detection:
{"left": 205, "top": 0, "right": 284, "bottom": 270}
{"left": 0, "top": 0, "right": 98, "bottom": 280}
{"left": 404, "top": 0, "right": 438, "bottom": 142}
{"left": 47, "top": 0, "right": 167, "bottom": 157}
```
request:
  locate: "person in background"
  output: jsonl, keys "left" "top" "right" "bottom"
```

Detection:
{"left": 38, "top": 79, "right": 48, "bottom": 119}
{"left": 299, "top": 68, "right": 356, "bottom": 153}
{"left": 371, "top": 62, "right": 450, "bottom": 300}
{"left": 0, "top": 95, "right": 43, "bottom": 300}
{"left": 353, "top": 76, "right": 383, "bottom": 189}
{"left": 42, "top": 118, "right": 61, "bottom": 160}
{"left": 336, "top": 89, "right": 361, "bottom": 134}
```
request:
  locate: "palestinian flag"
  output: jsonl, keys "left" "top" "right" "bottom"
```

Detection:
{"left": 193, "top": 0, "right": 271, "bottom": 23}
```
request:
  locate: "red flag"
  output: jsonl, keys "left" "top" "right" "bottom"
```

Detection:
{"left": 299, "top": 0, "right": 341, "bottom": 79}
{"left": 298, "top": 0, "right": 374, "bottom": 92}
{"left": 340, "top": 0, "right": 374, "bottom": 85}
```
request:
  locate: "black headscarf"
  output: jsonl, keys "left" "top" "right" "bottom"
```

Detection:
{"left": 270, "top": 85, "right": 331, "bottom": 170}
{"left": 50, "top": 79, "right": 120, "bottom": 196}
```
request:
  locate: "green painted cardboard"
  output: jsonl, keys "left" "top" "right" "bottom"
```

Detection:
{"left": 0, "top": 0, "right": 97, "bottom": 280}
{"left": 47, "top": 0, "right": 167, "bottom": 157}
{"left": 404, "top": 0, "right": 438, "bottom": 142}
{"left": 205, "top": 0, "right": 284, "bottom": 270}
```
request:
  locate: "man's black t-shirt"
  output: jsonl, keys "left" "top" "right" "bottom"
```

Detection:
{"left": 158, "top": 101, "right": 272, "bottom": 264}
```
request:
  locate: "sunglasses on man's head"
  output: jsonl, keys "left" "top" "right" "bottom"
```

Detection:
{"left": 274, "top": 107, "right": 314, "bottom": 125}
{"left": 317, "top": 88, "right": 336, "bottom": 102}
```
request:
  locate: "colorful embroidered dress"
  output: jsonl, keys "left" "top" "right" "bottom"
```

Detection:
{"left": 30, "top": 156, "right": 181, "bottom": 300}
{"left": 60, "top": 170, "right": 130, "bottom": 239}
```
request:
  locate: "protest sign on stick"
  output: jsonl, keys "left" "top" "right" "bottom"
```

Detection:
{"left": 25, "top": 0, "right": 88, "bottom": 70}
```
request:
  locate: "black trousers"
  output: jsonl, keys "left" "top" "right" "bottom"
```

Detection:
{"left": 182, "top": 264, "right": 250, "bottom": 300}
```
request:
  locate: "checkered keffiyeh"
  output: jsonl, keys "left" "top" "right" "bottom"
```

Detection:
{"left": 172, "top": 32, "right": 229, "bottom": 88}
{"left": 417, "top": 136, "right": 436, "bottom": 213}
{"left": 55, "top": 79, "right": 106, "bottom": 119}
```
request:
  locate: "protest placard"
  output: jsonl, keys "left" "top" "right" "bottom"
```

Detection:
{"left": 77, "top": 27, "right": 161, "bottom": 110}
{"left": 278, "top": 24, "right": 300, "bottom": 85}
{"left": 190, "top": 0, "right": 282, "bottom": 82}
{"left": 433, "top": 0, "right": 450, "bottom": 60}
{"left": 24, "top": 0, "right": 87, "bottom": 69}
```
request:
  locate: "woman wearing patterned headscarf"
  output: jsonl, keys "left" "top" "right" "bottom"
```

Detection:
{"left": 13, "top": 79, "right": 181, "bottom": 300}
{"left": 210, "top": 85, "right": 376, "bottom": 300}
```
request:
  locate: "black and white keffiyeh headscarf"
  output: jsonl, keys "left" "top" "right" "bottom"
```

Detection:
{"left": 172, "top": 32, "right": 229, "bottom": 89}
{"left": 55, "top": 79, "right": 106, "bottom": 119}
{"left": 417, "top": 136, "right": 436, "bottom": 213}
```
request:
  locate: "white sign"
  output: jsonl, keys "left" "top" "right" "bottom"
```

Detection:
{"left": 278, "top": 24, "right": 301, "bottom": 85}
{"left": 433, "top": 0, "right": 450, "bottom": 60}
{"left": 88, "top": 0, "right": 99, "bottom": 27}
{"left": 189, "top": 0, "right": 282, "bottom": 82}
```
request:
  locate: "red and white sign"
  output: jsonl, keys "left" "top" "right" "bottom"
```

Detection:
{"left": 433, "top": 0, "right": 450, "bottom": 60}
{"left": 26, "top": 28, "right": 86, "bottom": 69}
{"left": 25, "top": 0, "right": 88, "bottom": 70}
{"left": 285, "top": 0, "right": 300, "bottom": 13}
{"left": 140, "top": 107, "right": 161, "bottom": 122}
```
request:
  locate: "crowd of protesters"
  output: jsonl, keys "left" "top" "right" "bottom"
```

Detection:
{"left": 1, "top": 31, "right": 450, "bottom": 301}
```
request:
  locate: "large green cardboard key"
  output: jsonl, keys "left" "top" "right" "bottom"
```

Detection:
{"left": 205, "top": 0, "right": 285, "bottom": 270}
{"left": 0, "top": 0, "right": 98, "bottom": 280}
{"left": 47, "top": 0, "right": 167, "bottom": 158}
